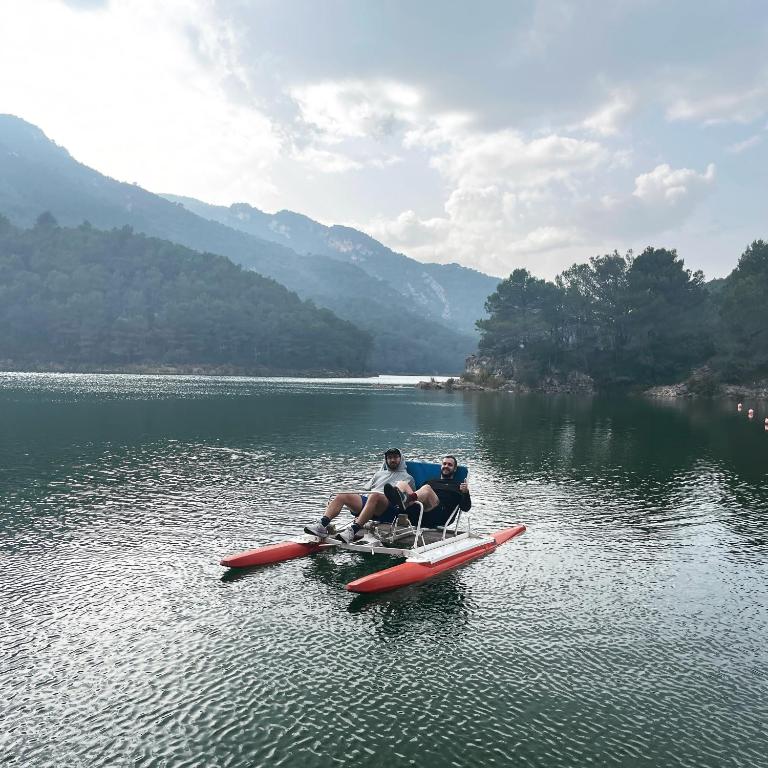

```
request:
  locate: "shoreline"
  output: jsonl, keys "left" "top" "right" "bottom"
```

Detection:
{"left": 644, "top": 383, "right": 768, "bottom": 400}
{"left": 2, "top": 365, "right": 764, "bottom": 399}
{"left": 0, "top": 364, "right": 457, "bottom": 382}
{"left": 0, "top": 362, "right": 371, "bottom": 378}
{"left": 417, "top": 376, "right": 768, "bottom": 400}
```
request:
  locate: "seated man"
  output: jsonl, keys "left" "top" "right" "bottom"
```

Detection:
{"left": 383, "top": 454, "right": 470, "bottom": 525}
{"left": 304, "top": 448, "right": 414, "bottom": 543}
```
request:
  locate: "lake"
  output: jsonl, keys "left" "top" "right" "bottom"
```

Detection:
{"left": 1, "top": 372, "right": 766, "bottom": 768}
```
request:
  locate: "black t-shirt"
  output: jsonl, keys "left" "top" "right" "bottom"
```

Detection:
{"left": 426, "top": 476, "right": 471, "bottom": 512}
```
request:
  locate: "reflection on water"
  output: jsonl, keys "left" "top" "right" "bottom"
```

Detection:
{"left": 1, "top": 375, "right": 767, "bottom": 768}
{"left": 473, "top": 393, "right": 768, "bottom": 545}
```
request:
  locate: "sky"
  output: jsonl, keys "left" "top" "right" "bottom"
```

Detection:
{"left": 1, "top": 0, "right": 766, "bottom": 279}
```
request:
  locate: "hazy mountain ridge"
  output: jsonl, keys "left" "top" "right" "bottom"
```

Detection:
{"left": 0, "top": 115, "right": 476, "bottom": 373}
{"left": 163, "top": 195, "right": 499, "bottom": 336}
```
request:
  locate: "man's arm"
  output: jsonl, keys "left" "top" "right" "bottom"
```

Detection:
{"left": 458, "top": 481, "right": 471, "bottom": 511}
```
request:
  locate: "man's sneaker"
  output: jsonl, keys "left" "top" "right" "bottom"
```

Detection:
{"left": 304, "top": 521, "right": 329, "bottom": 539}
{"left": 383, "top": 482, "right": 407, "bottom": 514}
{"left": 337, "top": 526, "right": 363, "bottom": 544}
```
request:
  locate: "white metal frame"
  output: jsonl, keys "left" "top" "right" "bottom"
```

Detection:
{"left": 314, "top": 494, "right": 490, "bottom": 565}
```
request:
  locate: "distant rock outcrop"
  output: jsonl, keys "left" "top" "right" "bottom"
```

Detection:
{"left": 456, "top": 354, "right": 595, "bottom": 394}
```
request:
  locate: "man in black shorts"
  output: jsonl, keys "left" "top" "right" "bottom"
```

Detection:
{"left": 384, "top": 454, "right": 470, "bottom": 522}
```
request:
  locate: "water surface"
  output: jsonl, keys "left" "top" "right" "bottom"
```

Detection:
{"left": 1, "top": 373, "right": 766, "bottom": 767}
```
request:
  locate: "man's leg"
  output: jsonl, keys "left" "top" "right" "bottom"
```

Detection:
{"left": 324, "top": 493, "right": 364, "bottom": 520}
{"left": 395, "top": 481, "right": 438, "bottom": 512}
{"left": 305, "top": 493, "right": 364, "bottom": 537}
{"left": 337, "top": 492, "right": 389, "bottom": 542}
{"left": 354, "top": 492, "right": 390, "bottom": 526}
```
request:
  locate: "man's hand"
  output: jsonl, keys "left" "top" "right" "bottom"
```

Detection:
{"left": 459, "top": 481, "right": 469, "bottom": 494}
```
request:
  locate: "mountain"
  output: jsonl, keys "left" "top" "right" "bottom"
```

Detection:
{"left": 0, "top": 215, "right": 370, "bottom": 374}
{"left": 163, "top": 195, "right": 499, "bottom": 337}
{"left": 0, "top": 114, "right": 482, "bottom": 373}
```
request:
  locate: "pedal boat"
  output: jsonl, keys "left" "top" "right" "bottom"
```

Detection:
{"left": 220, "top": 461, "right": 526, "bottom": 594}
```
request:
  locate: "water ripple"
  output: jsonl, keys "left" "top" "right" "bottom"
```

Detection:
{"left": 1, "top": 378, "right": 767, "bottom": 767}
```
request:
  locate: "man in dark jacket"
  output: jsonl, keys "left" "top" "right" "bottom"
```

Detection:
{"left": 384, "top": 454, "right": 470, "bottom": 521}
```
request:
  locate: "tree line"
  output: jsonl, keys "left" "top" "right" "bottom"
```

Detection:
{"left": 0, "top": 214, "right": 371, "bottom": 373}
{"left": 476, "top": 241, "right": 768, "bottom": 388}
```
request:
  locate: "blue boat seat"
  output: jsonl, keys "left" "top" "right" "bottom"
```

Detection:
{"left": 375, "top": 460, "right": 468, "bottom": 526}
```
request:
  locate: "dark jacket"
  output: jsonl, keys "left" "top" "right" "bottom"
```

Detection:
{"left": 426, "top": 476, "right": 471, "bottom": 512}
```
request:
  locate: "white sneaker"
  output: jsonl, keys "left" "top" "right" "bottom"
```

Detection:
{"left": 337, "top": 526, "right": 363, "bottom": 543}
{"left": 304, "top": 522, "right": 329, "bottom": 539}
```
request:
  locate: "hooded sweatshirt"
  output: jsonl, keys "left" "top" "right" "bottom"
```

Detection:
{"left": 365, "top": 448, "right": 414, "bottom": 493}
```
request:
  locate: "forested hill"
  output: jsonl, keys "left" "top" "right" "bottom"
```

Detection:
{"left": 473, "top": 243, "right": 768, "bottom": 389}
{"left": 0, "top": 114, "right": 476, "bottom": 373}
{"left": 0, "top": 215, "right": 371, "bottom": 374}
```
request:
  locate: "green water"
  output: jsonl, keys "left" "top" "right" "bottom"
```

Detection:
{"left": 1, "top": 373, "right": 767, "bottom": 768}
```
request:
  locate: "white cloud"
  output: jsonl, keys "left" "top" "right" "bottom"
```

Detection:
{"left": 403, "top": 111, "right": 475, "bottom": 150}
{"left": 365, "top": 115, "right": 614, "bottom": 275}
{"left": 666, "top": 82, "right": 768, "bottom": 125}
{"left": 366, "top": 153, "right": 718, "bottom": 278}
{"left": 509, "top": 226, "right": 584, "bottom": 254}
{"left": 291, "top": 146, "right": 363, "bottom": 173}
{"left": 290, "top": 79, "right": 421, "bottom": 142}
{"left": 726, "top": 135, "right": 763, "bottom": 154}
{"left": 286, "top": 79, "right": 418, "bottom": 173}
{"left": 581, "top": 90, "right": 635, "bottom": 136}
{"left": 60, "top": 0, "right": 107, "bottom": 8}
{"left": 366, "top": 209, "right": 450, "bottom": 248}
{"left": 632, "top": 163, "right": 715, "bottom": 205}
{"left": 569, "top": 162, "right": 718, "bottom": 245}
{"left": 366, "top": 180, "right": 587, "bottom": 278}
{"left": 431, "top": 130, "right": 607, "bottom": 188}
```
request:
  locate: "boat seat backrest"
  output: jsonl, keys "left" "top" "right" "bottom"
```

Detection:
{"left": 406, "top": 461, "right": 468, "bottom": 488}
{"left": 378, "top": 460, "right": 468, "bottom": 529}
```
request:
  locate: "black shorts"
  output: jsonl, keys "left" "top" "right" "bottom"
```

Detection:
{"left": 414, "top": 503, "right": 455, "bottom": 528}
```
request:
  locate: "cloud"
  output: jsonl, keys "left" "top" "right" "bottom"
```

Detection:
{"left": 290, "top": 79, "right": 421, "bottom": 142}
{"left": 365, "top": 154, "right": 717, "bottom": 278}
{"left": 429, "top": 129, "right": 607, "bottom": 188}
{"left": 666, "top": 82, "right": 768, "bottom": 125}
{"left": 726, "top": 135, "right": 763, "bottom": 154}
{"left": 403, "top": 111, "right": 474, "bottom": 150}
{"left": 285, "top": 78, "right": 417, "bottom": 173}
{"left": 509, "top": 226, "right": 584, "bottom": 255}
{"left": 580, "top": 90, "right": 635, "bottom": 136}
{"left": 365, "top": 176, "right": 589, "bottom": 278}
{"left": 364, "top": 113, "right": 616, "bottom": 275}
{"left": 367, "top": 209, "right": 450, "bottom": 248}
{"left": 59, "top": 0, "right": 109, "bottom": 8}
{"left": 632, "top": 163, "right": 716, "bottom": 205}
{"left": 575, "top": 162, "right": 718, "bottom": 244}
{"left": 291, "top": 146, "right": 363, "bottom": 173}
